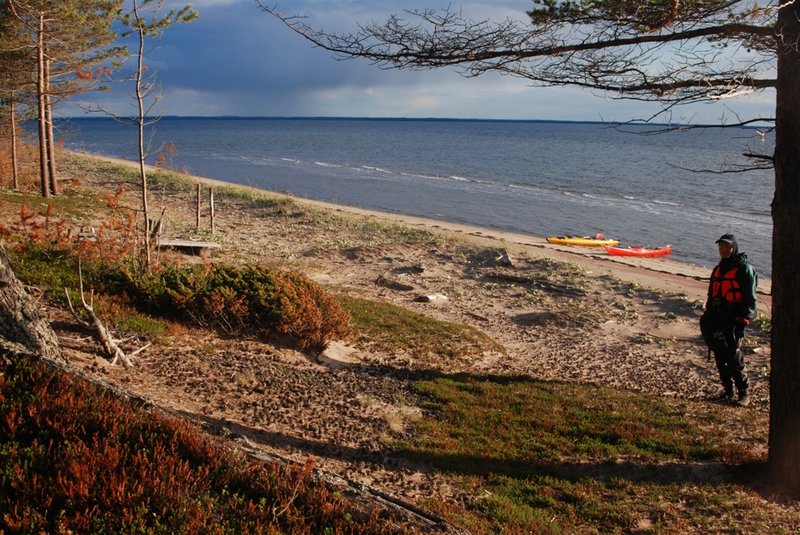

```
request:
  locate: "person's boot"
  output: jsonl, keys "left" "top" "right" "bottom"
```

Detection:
{"left": 737, "top": 391, "right": 750, "bottom": 407}
{"left": 715, "top": 389, "right": 735, "bottom": 403}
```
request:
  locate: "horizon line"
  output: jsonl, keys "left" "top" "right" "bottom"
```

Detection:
{"left": 57, "top": 115, "right": 693, "bottom": 127}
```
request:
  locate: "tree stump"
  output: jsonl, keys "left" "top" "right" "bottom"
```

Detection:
{"left": 0, "top": 245, "right": 63, "bottom": 362}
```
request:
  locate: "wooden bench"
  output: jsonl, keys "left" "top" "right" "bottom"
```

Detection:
{"left": 157, "top": 238, "right": 221, "bottom": 256}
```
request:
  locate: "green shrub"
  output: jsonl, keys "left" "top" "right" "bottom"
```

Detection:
{"left": 114, "top": 313, "right": 168, "bottom": 339}
{"left": 9, "top": 224, "right": 350, "bottom": 351}
{"left": 135, "top": 263, "right": 351, "bottom": 351}
{"left": 9, "top": 238, "right": 350, "bottom": 351}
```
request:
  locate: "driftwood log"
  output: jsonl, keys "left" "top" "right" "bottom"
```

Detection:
{"left": 0, "top": 245, "right": 63, "bottom": 362}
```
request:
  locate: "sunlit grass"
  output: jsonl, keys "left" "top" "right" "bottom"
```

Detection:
{"left": 401, "top": 376, "right": 719, "bottom": 467}
{"left": 338, "top": 294, "right": 504, "bottom": 361}
{"left": 392, "top": 374, "right": 781, "bottom": 533}
{"left": 0, "top": 187, "right": 110, "bottom": 222}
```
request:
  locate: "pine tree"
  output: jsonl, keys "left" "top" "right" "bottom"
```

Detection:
{"left": 5, "top": 0, "right": 123, "bottom": 196}
{"left": 0, "top": 5, "right": 35, "bottom": 190}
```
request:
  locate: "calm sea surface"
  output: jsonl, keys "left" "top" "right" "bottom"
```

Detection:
{"left": 57, "top": 117, "right": 774, "bottom": 277}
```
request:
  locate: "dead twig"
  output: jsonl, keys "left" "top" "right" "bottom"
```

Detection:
{"left": 64, "top": 261, "right": 147, "bottom": 366}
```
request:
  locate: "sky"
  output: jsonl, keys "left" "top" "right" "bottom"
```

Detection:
{"left": 63, "top": 0, "right": 776, "bottom": 124}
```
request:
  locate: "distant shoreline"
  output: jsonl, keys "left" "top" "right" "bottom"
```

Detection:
{"left": 69, "top": 149, "right": 772, "bottom": 311}
{"left": 56, "top": 115, "right": 770, "bottom": 129}
{"left": 59, "top": 118, "right": 774, "bottom": 277}
{"left": 58, "top": 115, "right": 629, "bottom": 124}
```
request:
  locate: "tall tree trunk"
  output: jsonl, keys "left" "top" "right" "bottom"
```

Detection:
{"left": 10, "top": 92, "right": 19, "bottom": 191}
{"left": 134, "top": 1, "right": 151, "bottom": 268}
{"left": 36, "top": 12, "right": 49, "bottom": 198}
{"left": 0, "top": 246, "right": 62, "bottom": 362}
{"left": 44, "top": 53, "right": 58, "bottom": 196}
{"left": 768, "top": 2, "right": 800, "bottom": 493}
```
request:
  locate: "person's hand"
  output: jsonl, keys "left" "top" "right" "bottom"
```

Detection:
{"left": 734, "top": 317, "right": 748, "bottom": 338}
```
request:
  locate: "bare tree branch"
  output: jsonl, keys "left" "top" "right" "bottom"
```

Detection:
{"left": 258, "top": 2, "right": 777, "bottom": 110}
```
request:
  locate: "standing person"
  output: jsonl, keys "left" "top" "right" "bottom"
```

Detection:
{"left": 700, "top": 233, "right": 758, "bottom": 406}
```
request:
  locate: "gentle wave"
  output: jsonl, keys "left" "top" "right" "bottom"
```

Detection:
{"left": 361, "top": 165, "right": 392, "bottom": 174}
{"left": 58, "top": 117, "right": 774, "bottom": 275}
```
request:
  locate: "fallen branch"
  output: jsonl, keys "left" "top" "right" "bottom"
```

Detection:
{"left": 64, "top": 262, "right": 147, "bottom": 367}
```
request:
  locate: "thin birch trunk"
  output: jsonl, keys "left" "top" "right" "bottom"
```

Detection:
{"left": 133, "top": 0, "right": 151, "bottom": 268}
{"left": 36, "top": 12, "right": 49, "bottom": 198}
{"left": 10, "top": 93, "right": 19, "bottom": 190}
{"left": 44, "top": 53, "right": 58, "bottom": 196}
{"left": 209, "top": 187, "right": 215, "bottom": 235}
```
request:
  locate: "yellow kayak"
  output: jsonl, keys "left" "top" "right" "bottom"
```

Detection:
{"left": 546, "top": 235, "right": 620, "bottom": 247}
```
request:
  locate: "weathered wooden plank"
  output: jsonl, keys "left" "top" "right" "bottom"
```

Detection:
{"left": 157, "top": 238, "right": 221, "bottom": 255}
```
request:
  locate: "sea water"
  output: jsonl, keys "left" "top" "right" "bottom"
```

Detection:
{"left": 55, "top": 117, "right": 774, "bottom": 276}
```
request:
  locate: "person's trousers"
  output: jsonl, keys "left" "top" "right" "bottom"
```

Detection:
{"left": 710, "top": 329, "right": 749, "bottom": 395}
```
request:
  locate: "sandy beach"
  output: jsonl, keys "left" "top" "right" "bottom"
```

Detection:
{"left": 77, "top": 152, "right": 773, "bottom": 305}
{"left": 17, "top": 152, "right": 776, "bottom": 526}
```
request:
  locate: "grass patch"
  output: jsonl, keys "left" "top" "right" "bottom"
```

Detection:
{"left": 309, "top": 211, "right": 446, "bottom": 253}
{"left": 528, "top": 256, "right": 586, "bottom": 276}
{"left": 60, "top": 152, "right": 143, "bottom": 186}
{"left": 0, "top": 187, "right": 110, "bottom": 222}
{"left": 214, "top": 183, "right": 298, "bottom": 211}
{"left": 7, "top": 247, "right": 170, "bottom": 339}
{"left": 6, "top": 246, "right": 83, "bottom": 300}
{"left": 110, "top": 310, "right": 168, "bottom": 339}
{"left": 393, "top": 374, "right": 784, "bottom": 533}
{"left": 429, "top": 474, "right": 787, "bottom": 534}
{"left": 62, "top": 152, "right": 296, "bottom": 210}
{"left": 401, "top": 376, "right": 717, "bottom": 468}
{"left": 60, "top": 152, "right": 194, "bottom": 195}
{"left": 338, "top": 295, "right": 504, "bottom": 361}
{"left": 347, "top": 218, "right": 442, "bottom": 245}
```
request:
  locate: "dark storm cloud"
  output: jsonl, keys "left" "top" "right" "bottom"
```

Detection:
{"left": 152, "top": 1, "right": 408, "bottom": 100}
{"left": 59, "top": 0, "right": 773, "bottom": 121}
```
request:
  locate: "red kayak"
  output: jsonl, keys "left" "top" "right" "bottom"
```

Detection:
{"left": 604, "top": 245, "right": 672, "bottom": 257}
